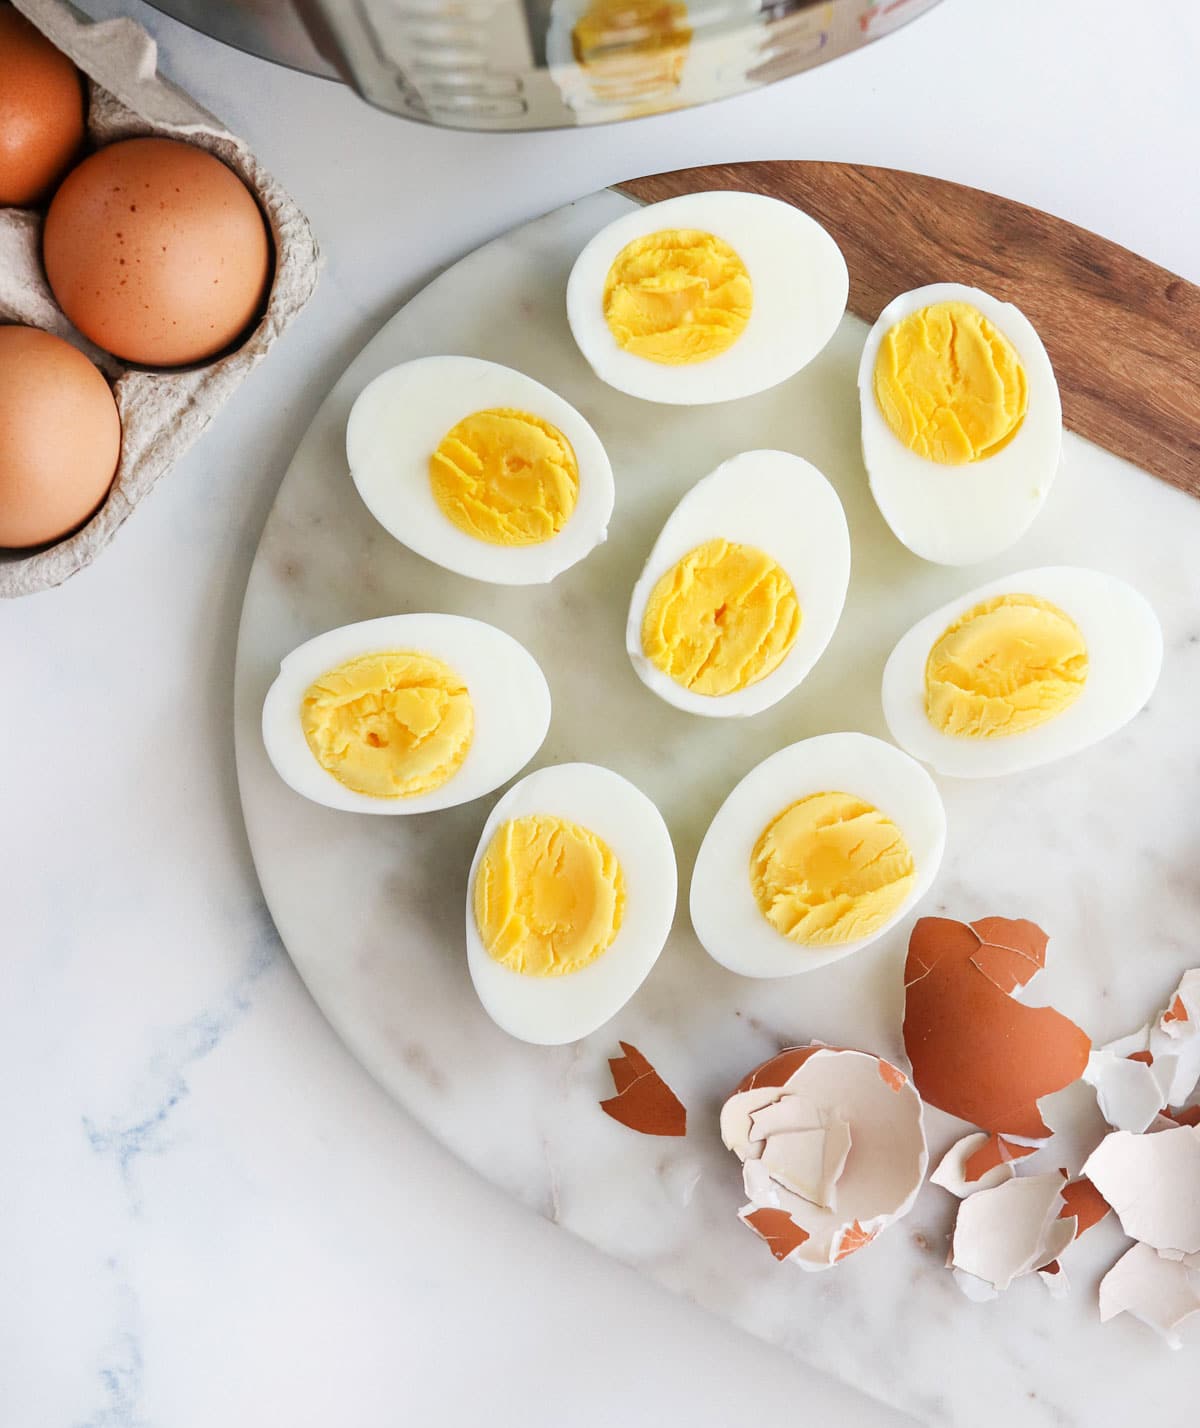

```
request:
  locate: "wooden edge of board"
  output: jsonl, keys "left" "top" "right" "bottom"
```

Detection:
{"left": 618, "top": 162, "right": 1200, "bottom": 499}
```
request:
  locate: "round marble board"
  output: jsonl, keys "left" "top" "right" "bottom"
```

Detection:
{"left": 234, "top": 173, "right": 1200, "bottom": 1427}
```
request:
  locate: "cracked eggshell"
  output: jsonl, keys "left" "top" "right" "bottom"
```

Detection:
{"left": 262, "top": 614, "right": 550, "bottom": 815}
{"left": 882, "top": 567, "right": 1163, "bottom": 779}
{"left": 599, "top": 1042, "right": 687, "bottom": 1136}
{"left": 950, "top": 1172, "right": 1066, "bottom": 1292}
{"left": 1099, "top": 1242, "right": 1200, "bottom": 1349}
{"left": 1082, "top": 1126, "right": 1200, "bottom": 1254}
{"left": 858, "top": 284, "right": 1061, "bottom": 566}
{"left": 903, "top": 917, "right": 1091, "bottom": 1139}
{"left": 930, "top": 1131, "right": 1036, "bottom": 1197}
{"left": 692, "top": 733, "right": 946, "bottom": 979}
{"left": 625, "top": 450, "right": 850, "bottom": 718}
{"left": 567, "top": 190, "right": 848, "bottom": 406}
{"left": 347, "top": 356, "right": 615, "bottom": 586}
{"left": 465, "top": 762, "right": 677, "bottom": 1046}
{"left": 722, "top": 1045, "right": 927, "bottom": 1271}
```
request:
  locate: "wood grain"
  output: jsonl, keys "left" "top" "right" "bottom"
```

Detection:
{"left": 619, "top": 162, "right": 1200, "bottom": 498}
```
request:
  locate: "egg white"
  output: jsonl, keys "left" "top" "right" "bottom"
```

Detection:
{"left": 262, "top": 614, "right": 551, "bottom": 815}
{"left": 626, "top": 449, "right": 850, "bottom": 717}
{"left": 567, "top": 191, "right": 848, "bottom": 405}
{"left": 465, "top": 762, "right": 677, "bottom": 1045}
{"left": 347, "top": 356, "right": 614, "bottom": 586}
{"left": 881, "top": 566, "right": 1162, "bottom": 778}
{"left": 858, "top": 283, "right": 1062, "bottom": 566}
{"left": 690, "top": 732, "right": 946, "bottom": 978}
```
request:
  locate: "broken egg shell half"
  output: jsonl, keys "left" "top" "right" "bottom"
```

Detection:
{"left": 464, "top": 762, "right": 677, "bottom": 1046}
{"left": 882, "top": 567, "right": 1162, "bottom": 779}
{"left": 691, "top": 732, "right": 946, "bottom": 978}
{"left": 721, "top": 1044, "right": 928, "bottom": 1271}
{"left": 903, "top": 917, "right": 1091, "bottom": 1140}
{"left": 261, "top": 614, "right": 550, "bottom": 815}
{"left": 625, "top": 450, "right": 850, "bottom": 718}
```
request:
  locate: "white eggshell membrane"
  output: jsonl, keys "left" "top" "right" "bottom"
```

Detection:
{"left": 567, "top": 191, "right": 849, "bottom": 405}
{"left": 465, "top": 762, "right": 677, "bottom": 1045}
{"left": 626, "top": 450, "right": 850, "bottom": 718}
{"left": 347, "top": 356, "right": 615, "bottom": 585}
{"left": 262, "top": 614, "right": 551, "bottom": 816}
{"left": 858, "top": 283, "right": 1062, "bottom": 566}
{"left": 882, "top": 566, "right": 1162, "bottom": 778}
{"left": 691, "top": 732, "right": 946, "bottom": 978}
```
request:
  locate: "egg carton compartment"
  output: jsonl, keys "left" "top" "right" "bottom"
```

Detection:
{"left": 0, "top": 0, "right": 321, "bottom": 597}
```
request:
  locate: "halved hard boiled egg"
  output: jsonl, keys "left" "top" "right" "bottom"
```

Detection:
{"left": 691, "top": 733, "right": 946, "bottom": 978}
{"left": 567, "top": 191, "right": 848, "bottom": 405}
{"left": 347, "top": 357, "right": 614, "bottom": 585}
{"left": 882, "top": 567, "right": 1162, "bottom": 778}
{"left": 262, "top": 614, "right": 550, "bottom": 814}
{"left": 466, "top": 762, "right": 677, "bottom": 1044}
{"left": 859, "top": 284, "right": 1061, "bottom": 565}
{"left": 626, "top": 450, "right": 850, "bottom": 718}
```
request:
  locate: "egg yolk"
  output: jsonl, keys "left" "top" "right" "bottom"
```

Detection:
{"left": 874, "top": 301, "right": 1028, "bottom": 464}
{"left": 429, "top": 408, "right": 579, "bottom": 546}
{"left": 474, "top": 814, "right": 626, "bottom": 977}
{"left": 603, "top": 229, "right": 752, "bottom": 365}
{"left": 925, "top": 594, "right": 1088, "bottom": 739}
{"left": 572, "top": 0, "right": 692, "bottom": 107}
{"left": 641, "top": 538, "right": 800, "bottom": 696}
{"left": 301, "top": 651, "right": 473, "bottom": 798}
{"left": 751, "top": 792, "right": 916, "bottom": 946}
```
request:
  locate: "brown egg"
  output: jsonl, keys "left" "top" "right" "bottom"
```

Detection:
{"left": 0, "top": 326, "right": 121, "bottom": 549}
{"left": 43, "top": 137, "right": 271, "bottom": 366}
{"left": 0, "top": 4, "right": 86, "bottom": 207}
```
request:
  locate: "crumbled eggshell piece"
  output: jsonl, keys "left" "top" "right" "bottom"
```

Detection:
{"left": 600, "top": 1041, "right": 686, "bottom": 1136}
{"left": 429, "top": 407, "right": 580, "bottom": 547}
{"left": 903, "top": 916, "right": 1091, "bottom": 1139}
{"left": 874, "top": 300, "right": 1028, "bottom": 465}
{"left": 603, "top": 228, "right": 752, "bottom": 365}
{"left": 750, "top": 792, "right": 916, "bottom": 947}
{"left": 300, "top": 651, "right": 473, "bottom": 799}
{"left": 950, "top": 1172, "right": 1066, "bottom": 1292}
{"left": 722, "top": 1044, "right": 927, "bottom": 1271}
{"left": 930, "top": 1131, "right": 1034, "bottom": 1197}
{"left": 474, "top": 814, "right": 626, "bottom": 977}
{"left": 1099, "top": 1242, "right": 1200, "bottom": 1349}
{"left": 641, "top": 538, "right": 800, "bottom": 696}
{"left": 925, "top": 595, "right": 1088, "bottom": 740}
{"left": 1082, "top": 1126, "right": 1200, "bottom": 1253}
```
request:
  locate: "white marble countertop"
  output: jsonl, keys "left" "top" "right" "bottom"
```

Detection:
{"left": 5, "top": 3, "right": 1199, "bottom": 1424}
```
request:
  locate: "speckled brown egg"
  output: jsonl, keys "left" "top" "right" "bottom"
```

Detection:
{"left": 42, "top": 136, "right": 271, "bottom": 366}
{"left": 0, "top": 4, "right": 86, "bottom": 207}
{"left": 0, "top": 326, "right": 121, "bottom": 549}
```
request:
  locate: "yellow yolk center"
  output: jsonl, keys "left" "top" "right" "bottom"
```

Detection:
{"left": 474, "top": 814, "right": 626, "bottom": 977}
{"left": 572, "top": 0, "right": 692, "bottom": 107}
{"left": 301, "top": 651, "right": 473, "bottom": 798}
{"left": 925, "top": 594, "right": 1088, "bottom": 739}
{"left": 429, "top": 408, "right": 579, "bottom": 546}
{"left": 641, "top": 538, "right": 800, "bottom": 696}
{"left": 603, "top": 229, "right": 752, "bottom": 365}
{"left": 873, "top": 300, "right": 1028, "bottom": 464}
{"left": 751, "top": 792, "right": 916, "bottom": 947}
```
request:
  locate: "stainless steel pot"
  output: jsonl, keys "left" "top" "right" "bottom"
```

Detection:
{"left": 147, "top": 0, "right": 942, "bottom": 130}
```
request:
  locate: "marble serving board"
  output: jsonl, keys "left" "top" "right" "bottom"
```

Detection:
{"left": 234, "top": 186, "right": 1200, "bottom": 1426}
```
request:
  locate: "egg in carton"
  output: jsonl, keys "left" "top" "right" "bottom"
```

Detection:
{"left": 0, "top": 0, "right": 320, "bottom": 597}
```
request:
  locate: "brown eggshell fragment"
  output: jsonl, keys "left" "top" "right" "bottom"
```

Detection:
{"left": 1058, "top": 1177, "right": 1110, "bottom": 1238}
{"left": 0, "top": 6, "right": 85, "bottom": 206}
{"left": 43, "top": 137, "right": 271, "bottom": 366}
{"left": 599, "top": 1042, "right": 686, "bottom": 1137}
{"left": 903, "top": 917, "right": 1091, "bottom": 1139}
{"left": 742, "top": 1207, "right": 810, "bottom": 1262}
{"left": 964, "top": 1133, "right": 1037, "bottom": 1183}
{"left": 0, "top": 325, "right": 120, "bottom": 548}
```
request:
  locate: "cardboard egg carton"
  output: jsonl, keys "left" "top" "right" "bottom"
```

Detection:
{"left": 1, "top": 0, "right": 321, "bottom": 597}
